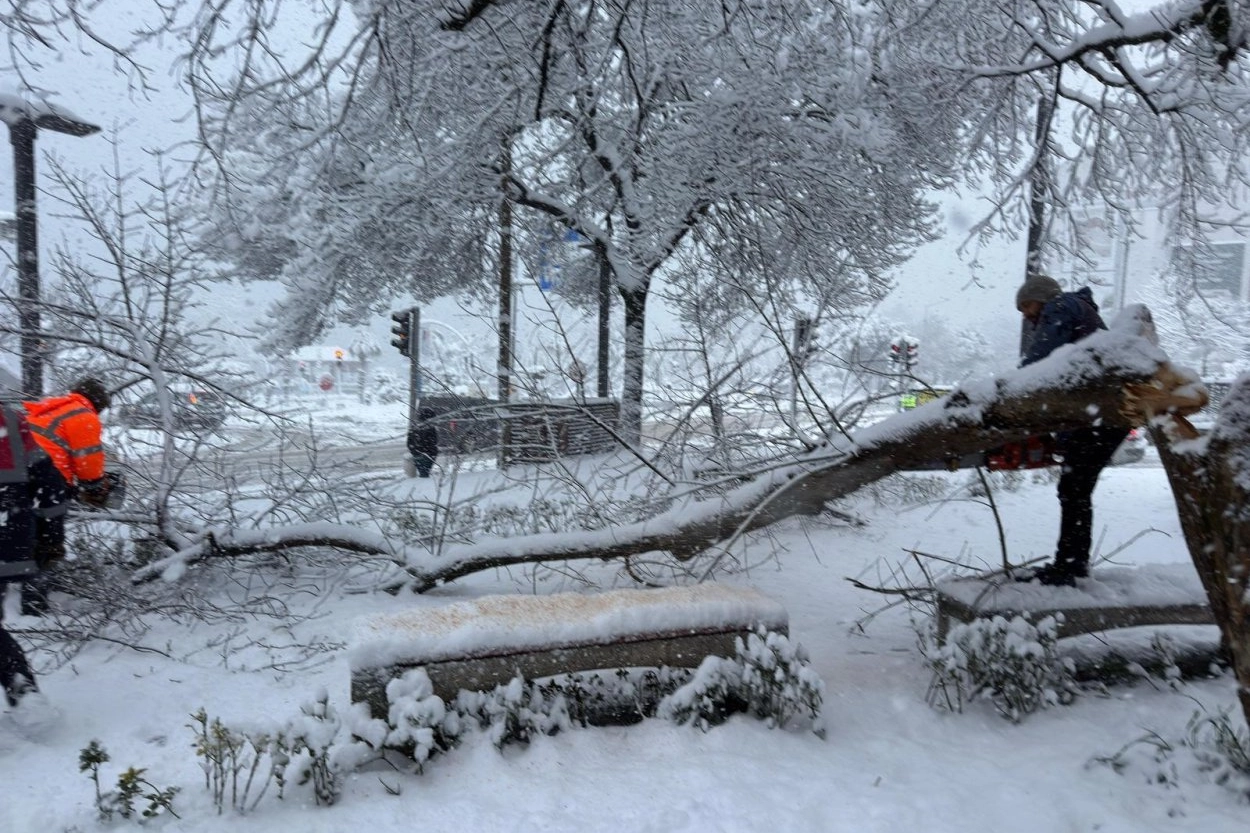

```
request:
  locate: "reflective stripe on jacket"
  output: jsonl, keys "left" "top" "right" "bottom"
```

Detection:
{"left": 22, "top": 392, "right": 105, "bottom": 484}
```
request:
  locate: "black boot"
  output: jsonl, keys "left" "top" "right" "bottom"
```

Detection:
{"left": 1, "top": 626, "right": 38, "bottom": 707}
{"left": 1015, "top": 560, "right": 1088, "bottom": 587}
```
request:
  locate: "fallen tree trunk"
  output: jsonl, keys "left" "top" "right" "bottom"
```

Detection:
{"left": 391, "top": 307, "right": 1199, "bottom": 590}
{"left": 134, "top": 305, "right": 1200, "bottom": 591}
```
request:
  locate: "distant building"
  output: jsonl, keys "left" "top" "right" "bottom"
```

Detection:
{"left": 1052, "top": 205, "right": 1249, "bottom": 309}
{"left": 283, "top": 345, "right": 361, "bottom": 380}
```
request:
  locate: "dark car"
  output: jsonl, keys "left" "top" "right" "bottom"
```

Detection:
{"left": 115, "top": 388, "right": 228, "bottom": 431}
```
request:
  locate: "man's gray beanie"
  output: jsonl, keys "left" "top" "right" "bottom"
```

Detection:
{"left": 1016, "top": 274, "right": 1063, "bottom": 309}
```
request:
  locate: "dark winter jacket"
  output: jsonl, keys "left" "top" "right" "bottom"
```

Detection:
{"left": 1020, "top": 287, "right": 1106, "bottom": 366}
{"left": 407, "top": 408, "right": 440, "bottom": 460}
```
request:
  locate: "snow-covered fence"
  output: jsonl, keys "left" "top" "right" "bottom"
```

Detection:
{"left": 934, "top": 564, "right": 1214, "bottom": 643}
{"left": 349, "top": 584, "right": 789, "bottom": 716}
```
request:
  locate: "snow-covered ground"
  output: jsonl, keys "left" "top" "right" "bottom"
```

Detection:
{"left": 1, "top": 400, "right": 1246, "bottom": 832}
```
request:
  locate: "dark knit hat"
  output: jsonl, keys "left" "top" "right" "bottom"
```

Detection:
{"left": 1015, "top": 274, "right": 1063, "bottom": 309}
{"left": 72, "top": 377, "right": 111, "bottom": 412}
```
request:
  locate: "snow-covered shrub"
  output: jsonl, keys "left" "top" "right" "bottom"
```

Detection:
{"left": 548, "top": 667, "right": 691, "bottom": 724}
{"left": 1146, "top": 631, "right": 1184, "bottom": 685}
{"left": 658, "top": 628, "right": 826, "bottom": 737}
{"left": 280, "top": 689, "right": 351, "bottom": 806}
{"left": 461, "top": 666, "right": 696, "bottom": 744}
{"left": 177, "top": 634, "right": 823, "bottom": 809}
{"left": 924, "top": 614, "right": 1076, "bottom": 722}
{"left": 1092, "top": 706, "right": 1250, "bottom": 801}
{"left": 188, "top": 689, "right": 360, "bottom": 813}
{"left": 79, "top": 740, "right": 180, "bottom": 823}
{"left": 375, "top": 668, "right": 463, "bottom": 770}
{"left": 457, "top": 675, "right": 571, "bottom": 750}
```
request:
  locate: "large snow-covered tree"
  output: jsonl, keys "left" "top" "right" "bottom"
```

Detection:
{"left": 189, "top": 0, "right": 977, "bottom": 441}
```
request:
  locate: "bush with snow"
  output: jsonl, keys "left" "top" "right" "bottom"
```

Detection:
{"left": 658, "top": 627, "right": 826, "bottom": 737}
{"left": 164, "top": 631, "right": 824, "bottom": 816}
{"left": 79, "top": 740, "right": 180, "bottom": 823}
{"left": 923, "top": 613, "right": 1077, "bottom": 722}
{"left": 188, "top": 688, "right": 367, "bottom": 813}
{"left": 1093, "top": 706, "right": 1250, "bottom": 803}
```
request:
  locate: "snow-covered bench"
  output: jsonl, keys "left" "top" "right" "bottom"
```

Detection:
{"left": 934, "top": 563, "right": 1214, "bottom": 643}
{"left": 349, "top": 584, "right": 789, "bottom": 717}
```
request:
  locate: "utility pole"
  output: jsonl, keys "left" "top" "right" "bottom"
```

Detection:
{"left": 1, "top": 98, "right": 100, "bottom": 397}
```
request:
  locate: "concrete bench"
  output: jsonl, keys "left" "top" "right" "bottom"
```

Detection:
{"left": 350, "top": 584, "right": 789, "bottom": 718}
{"left": 934, "top": 563, "right": 1214, "bottom": 643}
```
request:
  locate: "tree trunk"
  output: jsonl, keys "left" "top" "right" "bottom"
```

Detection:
{"left": 618, "top": 284, "right": 647, "bottom": 446}
{"left": 1150, "top": 388, "right": 1250, "bottom": 725}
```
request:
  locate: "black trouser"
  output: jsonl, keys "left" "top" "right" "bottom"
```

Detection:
{"left": 1054, "top": 426, "right": 1130, "bottom": 568}
{"left": 19, "top": 515, "right": 66, "bottom": 616}
{"left": 413, "top": 454, "right": 435, "bottom": 477}
{"left": 0, "top": 625, "right": 36, "bottom": 707}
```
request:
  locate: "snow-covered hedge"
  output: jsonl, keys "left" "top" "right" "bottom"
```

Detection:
{"left": 923, "top": 613, "right": 1077, "bottom": 722}
{"left": 176, "top": 629, "right": 824, "bottom": 815}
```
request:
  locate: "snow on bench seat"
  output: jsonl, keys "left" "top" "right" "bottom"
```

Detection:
{"left": 350, "top": 584, "right": 789, "bottom": 714}
{"left": 934, "top": 563, "right": 1214, "bottom": 642}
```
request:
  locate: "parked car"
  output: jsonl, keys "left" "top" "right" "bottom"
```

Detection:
{"left": 115, "top": 388, "right": 228, "bottom": 431}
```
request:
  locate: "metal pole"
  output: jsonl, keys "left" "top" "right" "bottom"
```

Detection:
{"left": 10, "top": 119, "right": 40, "bottom": 397}
{"left": 408, "top": 307, "right": 421, "bottom": 434}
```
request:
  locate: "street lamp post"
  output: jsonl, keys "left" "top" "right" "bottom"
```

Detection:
{"left": 0, "top": 95, "right": 100, "bottom": 397}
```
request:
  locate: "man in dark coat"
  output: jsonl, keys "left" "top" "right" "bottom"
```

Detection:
{"left": 0, "top": 400, "right": 68, "bottom": 708}
{"left": 1015, "top": 274, "right": 1130, "bottom": 586}
{"left": 407, "top": 407, "right": 440, "bottom": 478}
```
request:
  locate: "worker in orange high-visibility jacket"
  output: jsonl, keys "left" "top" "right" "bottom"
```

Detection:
{"left": 20, "top": 377, "right": 113, "bottom": 615}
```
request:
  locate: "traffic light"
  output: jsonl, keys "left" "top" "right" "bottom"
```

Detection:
{"left": 889, "top": 335, "right": 919, "bottom": 369}
{"left": 391, "top": 309, "right": 412, "bottom": 356}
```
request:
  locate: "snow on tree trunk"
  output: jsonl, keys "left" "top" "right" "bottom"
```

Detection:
{"left": 1150, "top": 376, "right": 1250, "bottom": 727}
